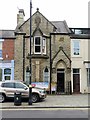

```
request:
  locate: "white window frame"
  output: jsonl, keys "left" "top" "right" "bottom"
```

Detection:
{"left": 42, "top": 37, "right": 46, "bottom": 54}
{"left": 72, "top": 39, "right": 80, "bottom": 57}
{"left": 34, "top": 36, "right": 42, "bottom": 54}
{"left": 4, "top": 68, "right": 11, "bottom": 80}
{"left": 87, "top": 68, "right": 90, "bottom": 86}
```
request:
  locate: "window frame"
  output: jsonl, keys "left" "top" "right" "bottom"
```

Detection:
{"left": 42, "top": 37, "right": 46, "bottom": 54}
{"left": 73, "top": 40, "right": 80, "bottom": 55}
{"left": 4, "top": 68, "right": 11, "bottom": 80}
{"left": 34, "top": 36, "right": 42, "bottom": 54}
{"left": 72, "top": 40, "right": 80, "bottom": 57}
{"left": 87, "top": 68, "right": 90, "bottom": 86}
{"left": 34, "top": 36, "right": 46, "bottom": 55}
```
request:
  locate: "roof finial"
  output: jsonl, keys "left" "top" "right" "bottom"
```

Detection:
{"left": 37, "top": 8, "right": 39, "bottom": 11}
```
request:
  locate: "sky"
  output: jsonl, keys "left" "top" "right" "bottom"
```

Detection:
{"left": 0, "top": 0, "right": 89, "bottom": 30}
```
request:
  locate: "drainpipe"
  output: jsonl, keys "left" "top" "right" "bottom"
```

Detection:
{"left": 50, "top": 34, "right": 52, "bottom": 94}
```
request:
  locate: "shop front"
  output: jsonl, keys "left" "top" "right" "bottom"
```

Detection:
{"left": 0, "top": 60, "right": 14, "bottom": 81}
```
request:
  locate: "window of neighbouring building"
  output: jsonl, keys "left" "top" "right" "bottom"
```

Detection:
{"left": 0, "top": 41, "right": 2, "bottom": 58}
{"left": 0, "top": 69, "right": 2, "bottom": 81}
{"left": 4, "top": 68, "right": 11, "bottom": 80}
{"left": 87, "top": 68, "right": 90, "bottom": 86}
{"left": 34, "top": 36, "right": 46, "bottom": 54}
{"left": 43, "top": 67, "right": 50, "bottom": 82}
{"left": 73, "top": 41, "right": 80, "bottom": 55}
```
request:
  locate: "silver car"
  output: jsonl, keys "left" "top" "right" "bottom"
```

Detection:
{"left": 0, "top": 81, "right": 47, "bottom": 103}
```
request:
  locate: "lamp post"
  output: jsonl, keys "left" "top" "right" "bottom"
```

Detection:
{"left": 28, "top": 0, "right": 32, "bottom": 105}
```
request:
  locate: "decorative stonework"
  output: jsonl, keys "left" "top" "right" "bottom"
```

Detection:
{"left": 35, "top": 16, "right": 41, "bottom": 26}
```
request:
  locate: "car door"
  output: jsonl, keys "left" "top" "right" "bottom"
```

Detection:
{"left": 2, "top": 82, "right": 16, "bottom": 97}
{"left": 14, "top": 82, "right": 29, "bottom": 97}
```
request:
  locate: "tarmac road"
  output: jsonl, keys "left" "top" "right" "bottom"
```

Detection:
{"left": 1, "top": 108, "right": 88, "bottom": 118}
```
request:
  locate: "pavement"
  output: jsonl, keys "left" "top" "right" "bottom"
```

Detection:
{"left": 0, "top": 94, "right": 89, "bottom": 109}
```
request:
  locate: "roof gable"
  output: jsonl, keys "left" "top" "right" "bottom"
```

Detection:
{"left": 18, "top": 9, "right": 56, "bottom": 30}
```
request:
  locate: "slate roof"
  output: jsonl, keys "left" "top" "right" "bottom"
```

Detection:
{"left": 0, "top": 30, "right": 15, "bottom": 38}
{"left": 51, "top": 21, "right": 71, "bottom": 33}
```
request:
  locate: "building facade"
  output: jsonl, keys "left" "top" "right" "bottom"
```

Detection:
{"left": 70, "top": 28, "right": 90, "bottom": 93}
{"left": 0, "top": 30, "right": 15, "bottom": 81}
{"left": 14, "top": 9, "right": 71, "bottom": 94}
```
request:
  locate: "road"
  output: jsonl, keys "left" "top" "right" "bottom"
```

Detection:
{"left": 0, "top": 108, "right": 88, "bottom": 118}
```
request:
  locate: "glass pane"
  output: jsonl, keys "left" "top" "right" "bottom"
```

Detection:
{"left": 35, "top": 37, "right": 40, "bottom": 45}
{"left": 35, "top": 46, "right": 40, "bottom": 52}
{"left": 43, "top": 38, "right": 46, "bottom": 46}
{"left": 0, "top": 69, "right": 2, "bottom": 81}
{"left": 4, "top": 68, "right": 11, "bottom": 74}
{"left": 73, "top": 69, "right": 79, "bottom": 73}
{"left": 44, "top": 67, "right": 48, "bottom": 72}
{"left": 3, "top": 83, "right": 14, "bottom": 88}
{"left": 5, "top": 76, "right": 10, "bottom": 80}
{"left": 0, "top": 50, "right": 2, "bottom": 57}
{"left": 15, "top": 83, "right": 25, "bottom": 89}
{"left": 73, "top": 41, "right": 80, "bottom": 55}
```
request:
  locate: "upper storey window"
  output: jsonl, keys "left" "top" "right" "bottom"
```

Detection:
{"left": 73, "top": 40, "right": 80, "bottom": 55}
{"left": 0, "top": 39, "right": 4, "bottom": 59}
{"left": 34, "top": 36, "right": 46, "bottom": 54}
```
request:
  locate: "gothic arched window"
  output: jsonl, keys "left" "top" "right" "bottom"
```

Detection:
{"left": 43, "top": 67, "right": 49, "bottom": 82}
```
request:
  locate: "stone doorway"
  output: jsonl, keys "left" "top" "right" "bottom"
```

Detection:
{"left": 57, "top": 69, "right": 65, "bottom": 93}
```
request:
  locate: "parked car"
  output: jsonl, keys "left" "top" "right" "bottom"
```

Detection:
{"left": 0, "top": 81, "right": 47, "bottom": 103}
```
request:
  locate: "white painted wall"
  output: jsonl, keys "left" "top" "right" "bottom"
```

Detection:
{"left": 71, "top": 39, "right": 89, "bottom": 93}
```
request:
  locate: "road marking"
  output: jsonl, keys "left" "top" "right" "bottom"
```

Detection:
{"left": 0, "top": 108, "right": 89, "bottom": 111}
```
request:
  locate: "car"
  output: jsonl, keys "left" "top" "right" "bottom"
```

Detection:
{"left": 0, "top": 81, "right": 47, "bottom": 103}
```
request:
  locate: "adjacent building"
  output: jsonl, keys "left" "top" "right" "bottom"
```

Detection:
{"left": 0, "top": 30, "right": 15, "bottom": 81}
{"left": 70, "top": 28, "right": 90, "bottom": 93}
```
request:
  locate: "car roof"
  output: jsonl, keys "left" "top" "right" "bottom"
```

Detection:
{"left": 0, "top": 80, "right": 23, "bottom": 83}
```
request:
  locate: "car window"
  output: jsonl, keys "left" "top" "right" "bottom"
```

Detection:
{"left": 2, "top": 82, "right": 14, "bottom": 88}
{"left": 15, "top": 83, "right": 26, "bottom": 89}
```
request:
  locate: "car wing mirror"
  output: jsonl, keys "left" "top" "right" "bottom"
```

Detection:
{"left": 24, "top": 87, "right": 28, "bottom": 90}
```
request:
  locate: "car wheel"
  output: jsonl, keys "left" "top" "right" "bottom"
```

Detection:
{"left": 0, "top": 94, "right": 6, "bottom": 103}
{"left": 32, "top": 93, "right": 39, "bottom": 103}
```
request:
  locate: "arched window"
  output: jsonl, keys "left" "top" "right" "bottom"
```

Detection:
{"left": 43, "top": 67, "right": 50, "bottom": 82}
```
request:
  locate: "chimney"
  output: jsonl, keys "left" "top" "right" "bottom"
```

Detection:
{"left": 17, "top": 9, "right": 25, "bottom": 25}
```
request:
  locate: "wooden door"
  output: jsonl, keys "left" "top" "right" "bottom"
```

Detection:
{"left": 73, "top": 74, "right": 80, "bottom": 93}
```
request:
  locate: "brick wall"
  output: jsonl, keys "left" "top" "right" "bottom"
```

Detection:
{"left": 2, "top": 39, "right": 14, "bottom": 60}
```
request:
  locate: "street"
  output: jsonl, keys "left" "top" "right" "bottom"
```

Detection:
{"left": 1, "top": 108, "right": 88, "bottom": 118}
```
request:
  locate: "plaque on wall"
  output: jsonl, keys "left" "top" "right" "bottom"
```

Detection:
{"left": 35, "top": 16, "right": 41, "bottom": 26}
{"left": 59, "top": 37, "right": 64, "bottom": 42}
{"left": 52, "top": 68, "right": 56, "bottom": 73}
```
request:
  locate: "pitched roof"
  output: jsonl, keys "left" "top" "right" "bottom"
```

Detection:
{"left": 51, "top": 21, "right": 71, "bottom": 33}
{"left": 0, "top": 30, "right": 15, "bottom": 38}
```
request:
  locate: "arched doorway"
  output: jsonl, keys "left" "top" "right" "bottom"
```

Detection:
{"left": 56, "top": 60, "right": 67, "bottom": 93}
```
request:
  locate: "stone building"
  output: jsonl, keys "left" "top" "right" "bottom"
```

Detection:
{"left": 15, "top": 8, "right": 71, "bottom": 94}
